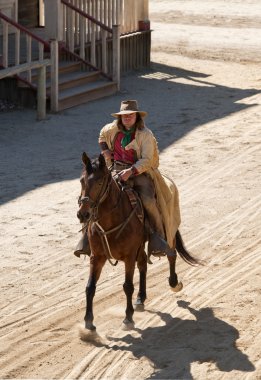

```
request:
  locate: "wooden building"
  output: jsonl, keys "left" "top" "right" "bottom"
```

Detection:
{"left": 0, "top": 0, "right": 151, "bottom": 113}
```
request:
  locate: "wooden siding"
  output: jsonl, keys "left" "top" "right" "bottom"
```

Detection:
{"left": 0, "top": 0, "right": 18, "bottom": 34}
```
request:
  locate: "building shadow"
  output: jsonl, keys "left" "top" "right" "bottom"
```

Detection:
{"left": 130, "top": 62, "right": 260, "bottom": 150}
{"left": 0, "top": 61, "right": 259, "bottom": 204}
{"left": 106, "top": 301, "right": 255, "bottom": 379}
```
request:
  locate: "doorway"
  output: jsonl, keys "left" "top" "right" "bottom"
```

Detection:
{"left": 18, "top": 0, "right": 44, "bottom": 27}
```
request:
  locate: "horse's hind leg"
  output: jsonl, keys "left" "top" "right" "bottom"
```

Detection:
{"left": 135, "top": 246, "right": 147, "bottom": 311}
{"left": 84, "top": 255, "right": 106, "bottom": 331}
{"left": 122, "top": 259, "right": 135, "bottom": 330}
{"left": 168, "top": 248, "right": 183, "bottom": 293}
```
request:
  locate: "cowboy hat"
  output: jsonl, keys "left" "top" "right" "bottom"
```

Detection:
{"left": 111, "top": 100, "right": 147, "bottom": 118}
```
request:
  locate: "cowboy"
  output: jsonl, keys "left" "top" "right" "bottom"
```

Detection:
{"left": 74, "top": 100, "right": 181, "bottom": 257}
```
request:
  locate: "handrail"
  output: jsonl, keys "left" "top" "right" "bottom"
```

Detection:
{"left": 0, "top": 11, "right": 50, "bottom": 49}
{"left": 60, "top": 0, "right": 119, "bottom": 82}
{"left": 0, "top": 59, "right": 50, "bottom": 79}
{"left": 0, "top": 60, "right": 50, "bottom": 120}
{"left": 61, "top": 0, "right": 113, "bottom": 33}
{"left": 61, "top": 46, "right": 112, "bottom": 80}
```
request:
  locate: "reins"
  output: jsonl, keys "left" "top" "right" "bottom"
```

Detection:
{"left": 94, "top": 203, "right": 140, "bottom": 266}
{"left": 80, "top": 169, "right": 141, "bottom": 266}
{"left": 79, "top": 172, "right": 112, "bottom": 220}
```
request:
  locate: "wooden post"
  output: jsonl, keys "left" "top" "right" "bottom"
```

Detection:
{"left": 143, "top": 0, "right": 149, "bottom": 20}
{"left": 50, "top": 39, "right": 59, "bottom": 112}
{"left": 15, "top": 29, "right": 20, "bottom": 65}
{"left": 91, "top": 22, "right": 96, "bottom": 66}
{"left": 68, "top": 6, "right": 74, "bottom": 51}
{"left": 26, "top": 34, "right": 32, "bottom": 83}
{"left": 112, "top": 24, "right": 120, "bottom": 90}
{"left": 39, "top": 0, "right": 45, "bottom": 26}
{"left": 80, "top": 16, "right": 85, "bottom": 59}
{"left": 3, "top": 21, "right": 8, "bottom": 67}
{"left": 108, "top": 0, "right": 112, "bottom": 28}
{"left": 37, "top": 65, "right": 46, "bottom": 120}
{"left": 44, "top": 0, "right": 64, "bottom": 41}
{"left": 101, "top": 29, "right": 107, "bottom": 73}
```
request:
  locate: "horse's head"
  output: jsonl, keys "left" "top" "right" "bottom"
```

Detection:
{"left": 77, "top": 152, "right": 111, "bottom": 223}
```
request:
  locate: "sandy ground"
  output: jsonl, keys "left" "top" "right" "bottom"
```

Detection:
{"left": 0, "top": 0, "right": 261, "bottom": 379}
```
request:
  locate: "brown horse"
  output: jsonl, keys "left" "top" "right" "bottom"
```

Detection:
{"left": 77, "top": 152, "right": 199, "bottom": 331}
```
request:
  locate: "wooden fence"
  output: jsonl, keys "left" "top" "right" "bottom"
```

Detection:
{"left": 0, "top": 11, "right": 55, "bottom": 118}
{"left": 62, "top": 0, "right": 149, "bottom": 39}
{"left": 0, "top": 59, "right": 50, "bottom": 119}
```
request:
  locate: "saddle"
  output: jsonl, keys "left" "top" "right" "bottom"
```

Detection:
{"left": 115, "top": 176, "right": 144, "bottom": 227}
{"left": 113, "top": 166, "right": 174, "bottom": 261}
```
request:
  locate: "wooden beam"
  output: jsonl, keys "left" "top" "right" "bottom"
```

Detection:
{"left": 37, "top": 65, "right": 46, "bottom": 120}
{"left": 112, "top": 24, "right": 120, "bottom": 89}
{"left": 50, "top": 39, "right": 59, "bottom": 112}
{"left": 0, "top": 59, "right": 50, "bottom": 79}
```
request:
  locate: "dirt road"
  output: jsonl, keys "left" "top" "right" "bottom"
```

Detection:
{"left": 0, "top": 1, "right": 260, "bottom": 379}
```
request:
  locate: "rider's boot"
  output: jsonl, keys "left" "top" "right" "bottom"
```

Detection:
{"left": 148, "top": 231, "right": 174, "bottom": 258}
{"left": 74, "top": 230, "right": 91, "bottom": 258}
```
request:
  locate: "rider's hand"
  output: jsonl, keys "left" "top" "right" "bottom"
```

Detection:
{"left": 118, "top": 168, "right": 132, "bottom": 182}
{"left": 102, "top": 149, "right": 112, "bottom": 161}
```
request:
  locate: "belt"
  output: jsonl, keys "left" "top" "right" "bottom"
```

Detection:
{"left": 113, "top": 161, "right": 132, "bottom": 171}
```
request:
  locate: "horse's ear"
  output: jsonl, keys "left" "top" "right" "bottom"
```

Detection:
{"left": 82, "top": 152, "right": 93, "bottom": 174}
{"left": 98, "top": 153, "right": 106, "bottom": 168}
{"left": 82, "top": 152, "right": 89, "bottom": 165}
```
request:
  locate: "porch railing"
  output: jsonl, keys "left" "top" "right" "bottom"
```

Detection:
{"left": 62, "top": 0, "right": 149, "bottom": 34}
{"left": 61, "top": 0, "right": 120, "bottom": 85}
{"left": 0, "top": 11, "right": 48, "bottom": 71}
{"left": 0, "top": 60, "right": 50, "bottom": 120}
{"left": 0, "top": 11, "right": 57, "bottom": 116}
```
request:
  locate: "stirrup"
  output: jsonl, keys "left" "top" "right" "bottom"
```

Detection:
{"left": 74, "top": 233, "right": 91, "bottom": 258}
{"left": 148, "top": 232, "right": 174, "bottom": 258}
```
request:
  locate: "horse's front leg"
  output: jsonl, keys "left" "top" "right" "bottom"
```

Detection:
{"left": 135, "top": 246, "right": 147, "bottom": 311}
{"left": 122, "top": 258, "right": 136, "bottom": 330}
{"left": 168, "top": 249, "right": 183, "bottom": 293}
{"left": 84, "top": 254, "right": 106, "bottom": 330}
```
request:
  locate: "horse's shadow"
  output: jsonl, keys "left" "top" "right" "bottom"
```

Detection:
{"left": 106, "top": 301, "right": 255, "bottom": 379}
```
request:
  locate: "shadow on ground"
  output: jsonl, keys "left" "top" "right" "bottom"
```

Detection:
{"left": 0, "top": 61, "right": 259, "bottom": 204}
{"left": 106, "top": 301, "right": 255, "bottom": 379}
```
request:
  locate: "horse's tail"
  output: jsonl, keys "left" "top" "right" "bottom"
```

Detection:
{"left": 175, "top": 230, "right": 200, "bottom": 266}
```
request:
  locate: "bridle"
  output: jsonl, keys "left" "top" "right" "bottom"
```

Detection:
{"left": 78, "top": 170, "right": 112, "bottom": 220}
{"left": 78, "top": 168, "right": 142, "bottom": 266}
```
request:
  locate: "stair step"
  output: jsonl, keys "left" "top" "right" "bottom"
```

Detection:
{"left": 58, "top": 80, "right": 117, "bottom": 111}
{"left": 17, "top": 61, "right": 85, "bottom": 84}
{"left": 58, "top": 61, "right": 83, "bottom": 75}
{"left": 46, "top": 70, "right": 101, "bottom": 92}
{"left": 14, "top": 59, "right": 117, "bottom": 110}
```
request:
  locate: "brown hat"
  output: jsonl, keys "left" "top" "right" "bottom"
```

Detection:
{"left": 111, "top": 100, "right": 147, "bottom": 118}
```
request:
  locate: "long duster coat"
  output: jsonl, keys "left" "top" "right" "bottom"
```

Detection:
{"left": 99, "top": 121, "right": 181, "bottom": 247}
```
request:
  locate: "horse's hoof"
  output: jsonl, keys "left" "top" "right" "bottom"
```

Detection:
{"left": 135, "top": 303, "right": 145, "bottom": 312}
{"left": 85, "top": 322, "right": 96, "bottom": 331}
{"left": 171, "top": 281, "right": 183, "bottom": 293}
{"left": 78, "top": 324, "right": 97, "bottom": 341}
{"left": 122, "top": 320, "right": 135, "bottom": 331}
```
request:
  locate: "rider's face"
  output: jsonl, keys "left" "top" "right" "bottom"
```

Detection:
{"left": 121, "top": 113, "right": 137, "bottom": 129}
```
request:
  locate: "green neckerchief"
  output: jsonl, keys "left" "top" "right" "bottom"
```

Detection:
{"left": 121, "top": 127, "right": 136, "bottom": 148}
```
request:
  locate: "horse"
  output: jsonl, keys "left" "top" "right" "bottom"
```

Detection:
{"left": 77, "top": 152, "right": 199, "bottom": 331}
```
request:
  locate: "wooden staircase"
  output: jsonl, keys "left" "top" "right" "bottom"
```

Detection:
{"left": 0, "top": 7, "right": 119, "bottom": 113}
{"left": 30, "top": 61, "right": 117, "bottom": 111}
{"left": 52, "top": 63, "right": 117, "bottom": 111}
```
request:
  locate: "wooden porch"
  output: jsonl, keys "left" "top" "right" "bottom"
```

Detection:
{"left": 0, "top": 0, "right": 151, "bottom": 114}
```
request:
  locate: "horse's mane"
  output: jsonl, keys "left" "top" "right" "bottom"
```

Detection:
{"left": 90, "top": 157, "right": 101, "bottom": 171}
